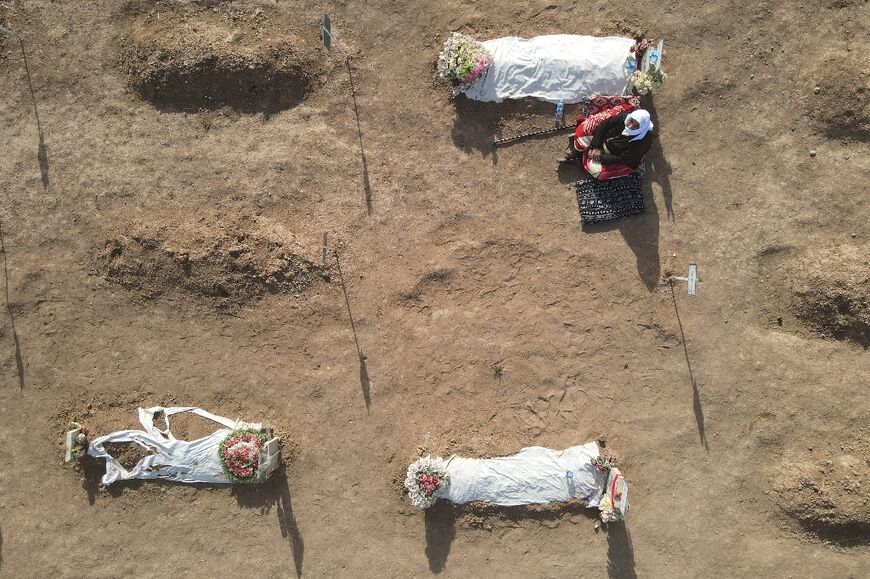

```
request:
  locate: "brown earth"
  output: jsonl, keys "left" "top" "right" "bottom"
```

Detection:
{"left": 1, "top": 0, "right": 869, "bottom": 578}
{"left": 774, "top": 435, "right": 870, "bottom": 547}
{"left": 755, "top": 243, "right": 869, "bottom": 347}
{"left": 98, "top": 212, "right": 328, "bottom": 310}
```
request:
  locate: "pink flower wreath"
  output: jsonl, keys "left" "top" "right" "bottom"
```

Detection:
{"left": 219, "top": 429, "right": 267, "bottom": 483}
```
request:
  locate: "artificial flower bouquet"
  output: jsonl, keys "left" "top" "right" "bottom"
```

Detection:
{"left": 598, "top": 493, "right": 623, "bottom": 523}
{"left": 219, "top": 428, "right": 269, "bottom": 483}
{"left": 405, "top": 455, "right": 450, "bottom": 509}
{"left": 436, "top": 32, "right": 493, "bottom": 91}
{"left": 632, "top": 69, "right": 667, "bottom": 95}
{"left": 591, "top": 451, "right": 628, "bottom": 523}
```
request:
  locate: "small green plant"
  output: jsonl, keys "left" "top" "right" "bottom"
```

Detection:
{"left": 492, "top": 362, "right": 503, "bottom": 379}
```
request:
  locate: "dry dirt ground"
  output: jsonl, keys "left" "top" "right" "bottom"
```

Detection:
{"left": 1, "top": 0, "right": 868, "bottom": 577}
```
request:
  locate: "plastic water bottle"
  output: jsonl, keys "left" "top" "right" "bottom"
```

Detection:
{"left": 566, "top": 470, "right": 575, "bottom": 496}
{"left": 555, "top": 99, "right": 564, "bottom": 126}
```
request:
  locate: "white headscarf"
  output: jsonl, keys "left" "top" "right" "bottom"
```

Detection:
{"left": 622, "top": 109, "right": 653, "bottom": 141}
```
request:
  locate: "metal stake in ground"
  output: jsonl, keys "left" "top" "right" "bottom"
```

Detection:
{"left": 668, "top": 263, "right": 699, "bottom": 296}
{"left": 321, "top": 15, "right": 350, "bottom": 60}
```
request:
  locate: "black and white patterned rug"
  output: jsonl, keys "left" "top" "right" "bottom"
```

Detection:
{"left": 575, "top": 173, "right": 645, "bottom": 224}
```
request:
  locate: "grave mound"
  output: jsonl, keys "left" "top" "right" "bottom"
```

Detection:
{"left": 100, "top": 215, "right": 326, "bottom": 309}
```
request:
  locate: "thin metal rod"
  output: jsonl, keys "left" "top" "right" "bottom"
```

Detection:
{"left": 492, "top": 123, "right": 577, "bottom": 147}
{"left": 322, "top": 25, "right": 350, "bottom": 60}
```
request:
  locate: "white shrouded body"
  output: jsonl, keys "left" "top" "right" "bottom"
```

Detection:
{"left": 86, "top": 406, "right": 280, "bottom": 485}
{"left": 461, "top": 35, "right": 635, "bottom": 104}
{"left": 442, "top": 442, "right": 608, "bottom": 506}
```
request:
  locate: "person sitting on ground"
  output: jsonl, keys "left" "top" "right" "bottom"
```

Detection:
{"left": 562, "top": 109, "right": 654, "bottom": 180}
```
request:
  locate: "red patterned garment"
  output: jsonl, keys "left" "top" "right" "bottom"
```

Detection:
{"left": 585, "top": 95, "right": 641, "bottom": 116}
{"left": 571, "top": 96, "right": 641, "bottom": 180}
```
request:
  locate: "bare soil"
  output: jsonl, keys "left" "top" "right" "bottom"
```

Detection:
{"left": 0, "top": 0, "right": 868, "bottom": 578}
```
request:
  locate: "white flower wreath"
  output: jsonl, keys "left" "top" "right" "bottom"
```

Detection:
{"left": 404, "top": 455, "right": 450, "bottom": 509}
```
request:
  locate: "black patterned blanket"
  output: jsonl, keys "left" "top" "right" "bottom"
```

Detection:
{"left": 575, "top": 173, "right": 645, "bottom": 224}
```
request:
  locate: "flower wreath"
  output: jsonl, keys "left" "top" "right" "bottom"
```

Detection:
{"left": 218, "top": 429, "right": 268, "bottom": 483}
{"left": 436, "top": 32, "right": 493, "bottom": 91}
{"left": 405, "top": 455, "right": 450, "bottom": 509}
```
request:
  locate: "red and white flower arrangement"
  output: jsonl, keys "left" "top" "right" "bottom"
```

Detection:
{"left": 405, "top": 455, "right": 450, "bottom": 509}
{"left": 219, "top": 429, "right": 267, "bottom": 483}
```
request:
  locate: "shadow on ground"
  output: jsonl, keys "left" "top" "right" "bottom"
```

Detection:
{"left": 576, "top": 96, "right": 673, "bottom": 291}
{"left": 234, "top": 466, "right": 305, "bottom": 577}
{"left": 452, "top": 95, "right": 570, "bottom": 162}
{"left": 669, "top": 281, "right": 709, "bottom": 451}
{"left": 607, "top": 521, "right": 637, "bottom": 579}
{"left": 79, "top": 459, "right": 304, "bottom": 576}
{"left": 424, "top": 500, "right": 598, "bottom": 573}
{"left": 0, "top": 221, "right": 25, "bottom": 391}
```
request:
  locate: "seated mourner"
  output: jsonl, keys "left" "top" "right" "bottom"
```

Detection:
{"left": 562, "top": 109, "right": 654, "bottom": 180}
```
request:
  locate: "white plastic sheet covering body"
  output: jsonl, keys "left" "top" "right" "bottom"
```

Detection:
{"left": 87, "top": 406, "right": 279, "bottom": 486}
{"left": 462, "top": 35, "right": 635, "bottom": 104}
{"left": 443, "top": 442, "right": 607, "bottom": 507}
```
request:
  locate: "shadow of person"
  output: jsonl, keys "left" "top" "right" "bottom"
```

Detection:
{"left": 234, "top": 466, "right": 304, "bottom": 577}
{"left": 607, "top": 521, "right": 637, "bottom": 579}
{"left": 642, "top": 94, "right": 673, "bottom": 219}
{"left": 424, "top": 501, "right": 457, "bottom": 573}
{"left": 620, "top": 176, "right": 661, "bottom": 291}
{"left": 359, "top": 351, "right": 371, "bottom": 413}
{"left": 0, "top": 221, "right": 26, "bottom": 391}
{"left": 622, "top": 94, "right": 673, "bottom": 290}
{"left": 0, "top": 523, "right": 4, "bottom": 570}
{"left": 580, "top": 187, "right": 661, "bottom": 292}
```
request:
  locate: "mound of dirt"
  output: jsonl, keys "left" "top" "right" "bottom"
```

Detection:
{"left": 808, "top": 58, "right": 870, "bottom": 141}
{"left": 99, "top": 215, "right": 326, "bottom": 308}
{"left": 119, "top": 6, "right": 322, "bottom": 113}
{"left": 775, "top": 446, "right": 870, "bottom": 545}
{"left": 755, "top": 244, "right": 869, "bottom": 347}
{"left": 104, "top": 441, "right": 153, "bottom": 470}
{"left": 790, "top": 245, "right": 869, "bottom": 347}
